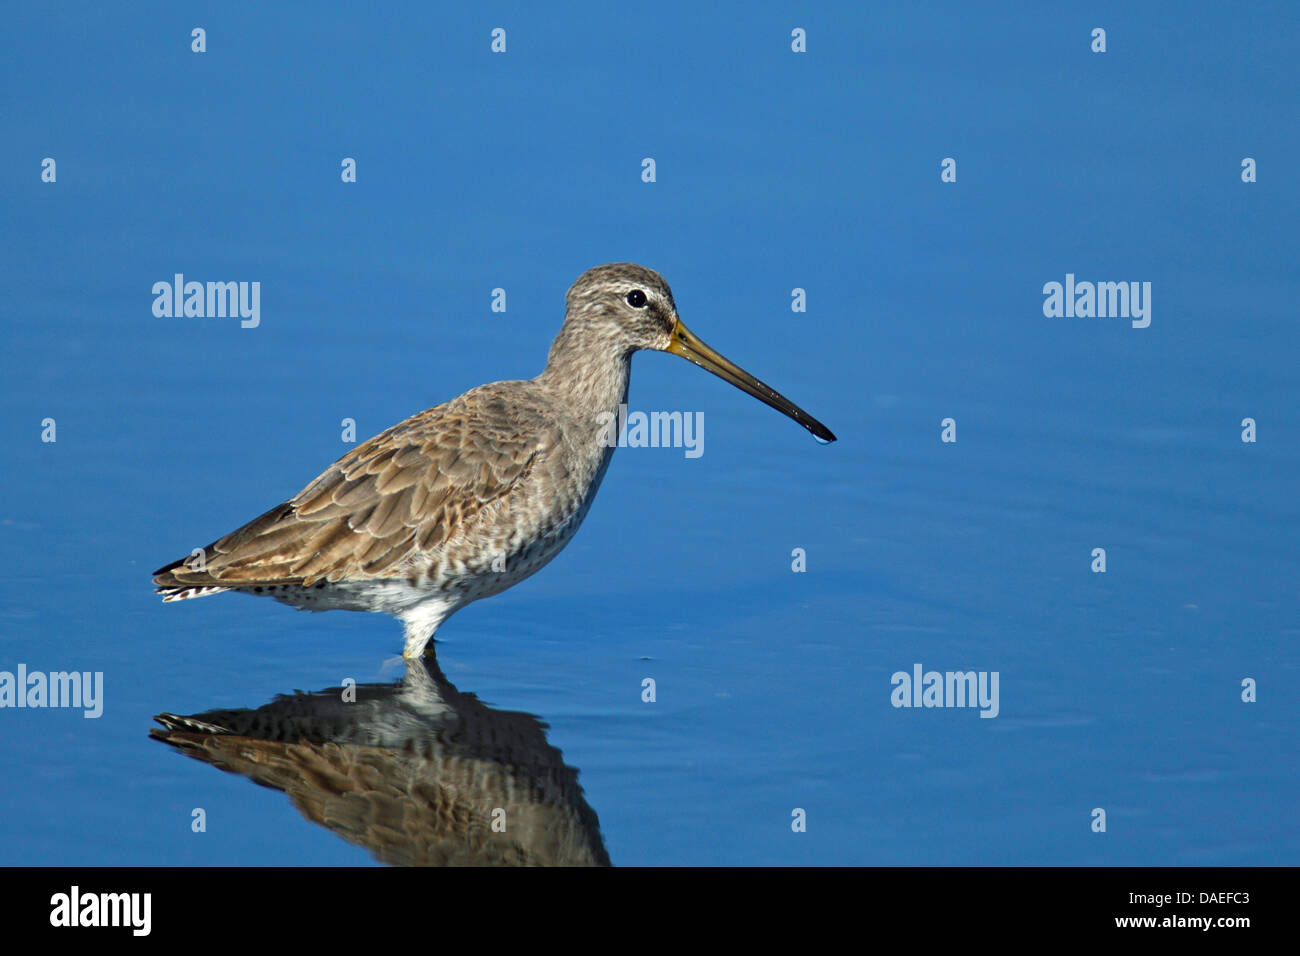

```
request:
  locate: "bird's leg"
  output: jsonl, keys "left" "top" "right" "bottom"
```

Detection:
{"left": 398, "top": 598, "right": 452, "bottom": 660}
{"left": 402, "top": 621, "right": 436, "bottom": 660}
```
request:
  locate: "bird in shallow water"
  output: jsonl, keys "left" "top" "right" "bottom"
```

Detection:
{"left": 153, "top": 263, "right": 836, "bottom": 658}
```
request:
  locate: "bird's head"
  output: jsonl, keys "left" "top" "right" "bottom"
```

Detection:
{"left": 561, "top": 263, "right": 836, "bottom": 443}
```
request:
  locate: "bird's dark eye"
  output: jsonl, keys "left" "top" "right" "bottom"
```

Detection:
{"left": 626, "top": 289, "right": 647, "bottom": 308}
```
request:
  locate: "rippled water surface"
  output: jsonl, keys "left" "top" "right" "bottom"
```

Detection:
{"left": 2, "top": 3, "right": 1297, "bottom": 865}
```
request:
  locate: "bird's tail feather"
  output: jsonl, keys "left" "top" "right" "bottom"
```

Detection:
{"left": 157, "top": 584, "right": 230, "bottom": 602}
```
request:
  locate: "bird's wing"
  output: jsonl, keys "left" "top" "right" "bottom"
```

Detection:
{"left": 153, "top": 384, "right": 550, "bottom": 590}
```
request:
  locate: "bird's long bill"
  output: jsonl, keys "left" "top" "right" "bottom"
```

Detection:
{"left": 667, "top": 320, "right": 837, "bottom": 443}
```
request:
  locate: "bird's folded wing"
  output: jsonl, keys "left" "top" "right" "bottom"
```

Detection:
{"left": 153, "top": 389, "right": 548, "bottom": 589}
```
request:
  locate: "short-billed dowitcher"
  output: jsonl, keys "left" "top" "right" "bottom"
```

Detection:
{"left": 153, "top": 263, "right": 835, "bottom": 658}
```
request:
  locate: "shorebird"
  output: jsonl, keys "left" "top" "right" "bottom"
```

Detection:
{"left": 153, "top": 263, "right": 835, "bottom": 658}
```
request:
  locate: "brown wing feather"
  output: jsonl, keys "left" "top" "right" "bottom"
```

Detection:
{"left": 153, "top": 384, "right": 548, "bottom": 591}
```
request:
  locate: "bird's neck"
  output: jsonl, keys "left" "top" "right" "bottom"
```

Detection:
{"left": 536, "top": 326, "right": 633, "bottom": 426}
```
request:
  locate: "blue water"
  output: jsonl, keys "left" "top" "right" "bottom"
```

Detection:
{"left": 2, "top": 2, "right": 1297, "bottom": 865}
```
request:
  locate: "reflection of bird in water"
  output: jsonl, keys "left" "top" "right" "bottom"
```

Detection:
{"left": 150, "top": 657, "right": 609, "bottom": 866}
{"left": 152, "top": 263, "right": 835, "bottom": 658}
